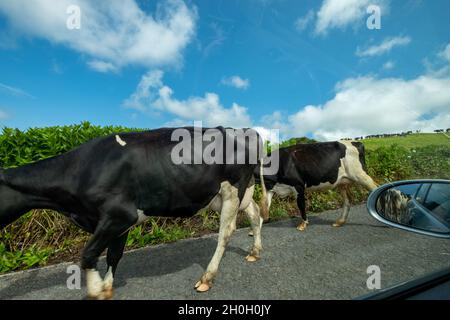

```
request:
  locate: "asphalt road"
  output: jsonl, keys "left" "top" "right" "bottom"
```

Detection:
{"left": 0, "top": 204, "right": 449, "bottom": 300}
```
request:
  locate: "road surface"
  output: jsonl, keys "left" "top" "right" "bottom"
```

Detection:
{"left": 0, "top": 204, "right": 449, "bottom": 300}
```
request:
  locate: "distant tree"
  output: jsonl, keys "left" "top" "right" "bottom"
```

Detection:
{"left": 268, "top": 136, "right": 317, "bottom": 152}
{"left": 279, "top": 137, "right": 317, "bottom": 148}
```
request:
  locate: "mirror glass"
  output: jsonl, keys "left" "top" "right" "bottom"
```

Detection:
{"left": 376, "top": 182, "right": 450, "bottom": 234}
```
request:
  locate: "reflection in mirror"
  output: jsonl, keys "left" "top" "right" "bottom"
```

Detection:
{"left": 376, "top": 182, "right": 450, "bottom": 234}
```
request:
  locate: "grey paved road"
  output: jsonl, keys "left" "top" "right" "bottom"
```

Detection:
{"left": 0, "top": 204, "right": 449, "bottom": 300}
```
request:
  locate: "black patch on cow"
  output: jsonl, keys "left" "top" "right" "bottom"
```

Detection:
{"left": 272, "top": 141, "right": 347, "bottom": 189}
{"left": 351, "top": 141, "right": 368, "bottom": 172}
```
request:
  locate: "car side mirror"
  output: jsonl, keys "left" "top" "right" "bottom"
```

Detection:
{"left": 367, "top": 180, "right": 450, "bottom": 238}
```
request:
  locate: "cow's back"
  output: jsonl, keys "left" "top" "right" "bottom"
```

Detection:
{"left": 75, "top": 127, "right": 259, "bottom": 218}
{"left": 279, "top": 142, "right": 347, "bottom": 187}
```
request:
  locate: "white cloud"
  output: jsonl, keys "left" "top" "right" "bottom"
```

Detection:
{"left": 0, "top": 0, "right": 197, "bottom": 72}
{"left": 438, "top": 44, "right": 450, "bottom": 62}
{"left": 123, "top": 70, "right": 164, "bottom": 111}
{"left": 51, "top": 60, "right": 63, "bottom": 74}
{"left": 295, "top": 9, "right": 315, "bottom": 32}
{"left": 124, "top": 70, "right": 252, "bottom": 128}
{"left": 0, "top": 82, "right": 35, "bottom": 99}
{"left": 356, "top": 36, "right": 411, "bottom": 57}
{"left": 202, "top": 23, "right": 226, "bottom": 58}
{"left": 252, "top": 127, "right": 280, "bottom": 144}
{"left": 221, "top": 76, "right": 250, "bottom": 90}
{"left": 382, "top": 60, "right": 395, "bottom": 70}
{"left": 0, "top": 109, "right": 9, "bottom": 120}
{"left": 87, "top": 60, "right": 118, "bottom": 73}
{"left": 315, "top": 0, "right": 387, "bottom": 35}
{"left": 285, "top": 72, "right": 450, "bottom": 141}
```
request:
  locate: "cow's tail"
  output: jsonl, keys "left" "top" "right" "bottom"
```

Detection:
{"left": 258, "top": 160, "right": 270, "bottom": 222}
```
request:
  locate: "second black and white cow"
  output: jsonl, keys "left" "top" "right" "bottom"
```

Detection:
{"left": 0, "top": 126, "right": 264, "bottom": 299}
{"left": 258, "top": 140, "right": 378, "bottom": 230}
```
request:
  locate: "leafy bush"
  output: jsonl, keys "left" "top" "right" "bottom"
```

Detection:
{"left": 0, "top": 242, "right": 52, "bottom": 272}
{"left": 365, "top": 144, "right": 413, "bottom": 183}
{"left": 408, "top": 145, "right": 450, "bottom": 179}
{"left": 0, "top": 121, "right": 144, "bottom": 168}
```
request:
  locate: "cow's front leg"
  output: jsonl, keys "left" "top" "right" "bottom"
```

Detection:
{"left": 101, "top": 231, "right": 129, "bottom": 299}
{"left": 195, "top": 182, "right": 239, "bottom": 292}
{"left": 295, "top": 186, "right": 308, "bottom": 231}
{"left": 82, "top": 207, "right": 136, "bottom": 299}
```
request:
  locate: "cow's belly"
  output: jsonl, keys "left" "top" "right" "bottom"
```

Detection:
{"left": 272, "top": 183, "right": 298, "bottom": 198}
{"left": 206, "top": 182, "right": 254, "bottom": 211}
{"left": 305, "top": 159, "right": 351, "bottom": 191}
{"left": 306, "top": 181, "right": 335, "bottom": 191}
{"left": 306, "top": 177, "right": 352, "bottom": 191}
{"left": 134, "top": 180, "right": 254, "bottom": 224}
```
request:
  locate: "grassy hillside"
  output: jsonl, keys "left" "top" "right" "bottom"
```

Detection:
{"left": 362, "top": 133, "right": 450, "bottom": 150}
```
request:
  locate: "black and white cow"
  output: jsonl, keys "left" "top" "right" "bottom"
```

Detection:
{"left": 0, "top": 127, "right": 264, "bottom": 299}
{"left": 258, "top": 140, "right": 378, "bottom": 230}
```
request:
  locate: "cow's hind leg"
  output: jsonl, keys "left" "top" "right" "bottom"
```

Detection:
{"left": 102, "top": 230, "right": 129, "bottom": 299}
{"left": 248, "top": 190, "right": 273, "bottom": 237}
{"left": 357, "top": 172, "right": 378, "bottom": 192}
{"left": 295, "top": 186, "right": 308, "bottom": 231}
{"left": 82, "top": 205, "right": 136, "bottom": 299}
{"left": 244, "top": 200, "right": 262, "bottom": 262}
{"left": 195, "top": 182, "right": 239, "bottom": 292}
{"left": 333, "top": 186, "right": 350, "bottom": 227}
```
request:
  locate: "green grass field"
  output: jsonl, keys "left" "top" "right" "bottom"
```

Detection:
{"left": 362, "top": 133, "right": 450, "bottom": 150}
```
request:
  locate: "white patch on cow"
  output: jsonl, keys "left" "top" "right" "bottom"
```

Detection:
{"left": 136, "top": 209, "right": 150, "bottom": 225}
{"left": 86, "top": 269, "right": 104, "bottom": 298}
{"left": 239, "top": 184, "right": 255, "bottom": 210}
{"left": 203, "top": 182, "right": 256, "bottom": 213}
{"left": 206, "top": 193, "right": 222, "bottom": 212}
{"left": 115, "top": 135, "right": 127, "bottom": 146}
{"left": 339, "top": 141, "right": 377, "bottom": 190}
{"left": 338, "top": 141, "right": 365, "bottom": 179}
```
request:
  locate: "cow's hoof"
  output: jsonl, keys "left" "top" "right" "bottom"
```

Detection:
{"left": 195, "top": 280, "right": 211, "bottom": 292}
{"left": 102, "top": 287, "right": 114, "bottom": 300}
{"left": 245, "top": 255, "right": 259, "bottom": 262}
{"left": 87, "top": 291, "right": 111, "bottom": 300}
{"left": 296, "top": 221, "right": 308, "bottom": 231}
{"left": 332, "top": 220, "right": 345, "bottom": 227}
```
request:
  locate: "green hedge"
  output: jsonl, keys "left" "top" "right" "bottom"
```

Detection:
{"left": 0, "top": 121, "right": 145, "bottom": 168}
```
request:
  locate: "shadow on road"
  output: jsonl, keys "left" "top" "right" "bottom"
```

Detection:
{"left": 0, "top": 236, "right": 249, "bottom": 298}
{"left": 112, "top": 237, "right": 249, "bottom": 289}
{"left": 265, "top": 215, "right": 389, "bottom": 229}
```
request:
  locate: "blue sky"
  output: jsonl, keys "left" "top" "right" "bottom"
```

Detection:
{"left": 0, "top": 0, "right": 449, "bottom": 141}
